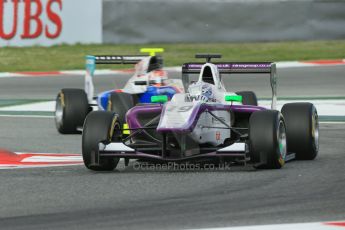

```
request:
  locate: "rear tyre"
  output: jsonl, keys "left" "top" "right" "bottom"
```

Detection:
{"left": 281, "top": 103, "right": 319, "bottom": 160}
{"left": 249, "top": 110, "right": 287, "bottom": 169}
{"left": 82, "top": 111, "right": 121, "bottom": 171}
{"left": 107, "top": 92, "right": 137, "bottom": 125}
{"left": 236, "top": 91, "right": 258, "bottom": 106}
{"left": 55, "top": 88, "right": 89, "bottom": 134}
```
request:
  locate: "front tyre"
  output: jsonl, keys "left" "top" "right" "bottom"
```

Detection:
{"left": 249, "top": 110, "right": 287, "bottom": 169}
{"left": 107, "top": 92, "right": 137, "bottom": 125}
{"left": 82, "top": 111, "right": 121, "bottom": 171}
{"left": 281, "top": 103, "right": 319, "bottom": 160}
{"left": 55, "top": 88, "right": 89, "bottom": 134}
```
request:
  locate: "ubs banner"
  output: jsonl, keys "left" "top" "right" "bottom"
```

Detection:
{"left": 0, "top": 0, "right": 102, "bottom": 46}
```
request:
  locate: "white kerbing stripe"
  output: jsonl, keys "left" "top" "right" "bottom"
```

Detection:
{"left": 276, "top": 61, "right": 317, "bottom": 68}
{"left": 0, "top": 164, "right": 83, "bottom": 169}
{"left": 0, "top": 158, "right": 125, "bottom": 169}
{"left": 189, "top": 221, "right": 345, "bottom": 230}
{"left": 16, "top": 152, "right": 79, "bottom": 155}
{"left": 21, "top": 156, "right": 82, "bottom": 163}
{"left": 60, "top": 70, "right": 86, "bottom": 75}
{"left": 0, "top": 73, "right": 17, "bottom": 78}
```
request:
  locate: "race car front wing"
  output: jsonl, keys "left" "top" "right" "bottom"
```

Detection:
{"left": 97, "top": 141, "right": 295, "bottom": 165}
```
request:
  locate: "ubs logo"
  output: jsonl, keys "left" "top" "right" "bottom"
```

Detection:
{"left": 0, "top": 0, "right": 62, "bottom": 40}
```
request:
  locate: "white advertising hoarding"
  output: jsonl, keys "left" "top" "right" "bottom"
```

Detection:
{"left": 0, "top": 0, "right": 102, "bottom": 47}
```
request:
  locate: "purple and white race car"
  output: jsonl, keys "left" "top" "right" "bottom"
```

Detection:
{"left": 82, "top": 54, "right": 319, "bottom": 171}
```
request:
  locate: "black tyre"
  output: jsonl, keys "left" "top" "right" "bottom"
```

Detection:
{"left": 55, "top": 88, "right": 89, "bottom": 134}
{"left": 236, "top": 91, "right": 258, "bottom": 106}
{"left": 82, "top": 111, "right": 121, "bottom": 171}
{"left": 281, "top": 103, "right": 319, "bottom": 160}
{"left": 249, "top": 110, "right": 287, "bottom": 169}
{"left": 107, "top": 92, "right": 137, "bottom": 125}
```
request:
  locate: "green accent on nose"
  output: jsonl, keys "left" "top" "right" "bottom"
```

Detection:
{"left": 151, "top": 95, "right": 168, "bottom": 103}
{"left": 225, "top": 95, "right": 243, "bottom": 102}
{"left": 279, "top": 143, "right": 284, "bottom": 152}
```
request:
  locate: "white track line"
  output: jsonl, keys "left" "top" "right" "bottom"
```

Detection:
{"left": 190, "top": 221, "right": 345, "bottom": 230}
{"left": 0, "top": 101, "right": 55, "bottom": 112}
{"left": 0, "top": 115, "right": 54, "bottom": 118}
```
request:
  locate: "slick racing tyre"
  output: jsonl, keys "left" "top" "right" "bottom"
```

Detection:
{"left": 281, "top": 103, "right": 319, "bottom": 160}
{"left": 82, "top": 111, "right": 121, "bottom": 171}
{"left": 107, "top": 92, "right": 137, "bottom": 125}
{"left": 236, "top": 91, "right": 258, "bottom": 106}
{"left": 249, "top": 110, "right": 287, "bottom": 169}
{"left": 55, "top": 88, "right": 89, "bottom": 134}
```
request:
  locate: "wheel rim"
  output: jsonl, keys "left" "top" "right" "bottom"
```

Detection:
{"left": 278, "top": 120, "right": 287, "bottom": 164}
{"left": 55, "top": 94, "right": 63, "bottom": 127}
{"left": 109, "top": 117, "right": 121, "bottom": 142}
{"left": 312, "top": 111, "right": 319, "bottom": 152}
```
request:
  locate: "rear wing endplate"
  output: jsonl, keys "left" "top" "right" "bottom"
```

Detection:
{"left": 182, "top": 62, "right": 277, "bottom": 109}
{"left": 85, "top": 55, "right": 148, "bottom": 103}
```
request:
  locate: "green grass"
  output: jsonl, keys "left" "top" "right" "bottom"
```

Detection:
{"left": 1, "top": 40, "right": 345, "bottom": 72}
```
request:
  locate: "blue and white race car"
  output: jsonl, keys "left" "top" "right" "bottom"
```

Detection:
{"left": 55, "top": 48, "right": 184, "bottom": 134}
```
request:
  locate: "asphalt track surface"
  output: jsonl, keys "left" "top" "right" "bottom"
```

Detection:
{"left": 0, "top": 66, "right": 345, "bottom": 230}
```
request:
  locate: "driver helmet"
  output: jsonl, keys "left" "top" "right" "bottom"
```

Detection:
{"left": 149, "top": 72, "right": 168, "bottom": 86}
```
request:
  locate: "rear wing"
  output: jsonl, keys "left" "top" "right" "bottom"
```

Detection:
{"left": 182, "top": 62, "right": 277, "bottom": 109}
{"left": 93, "top": 55, "right": 149, "bottom": 64}
{"left": 85, "top": 48, "right": 165, "bottom": 103}
{"left": 85, "top": 55, "right": 149, "bottom": 103}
